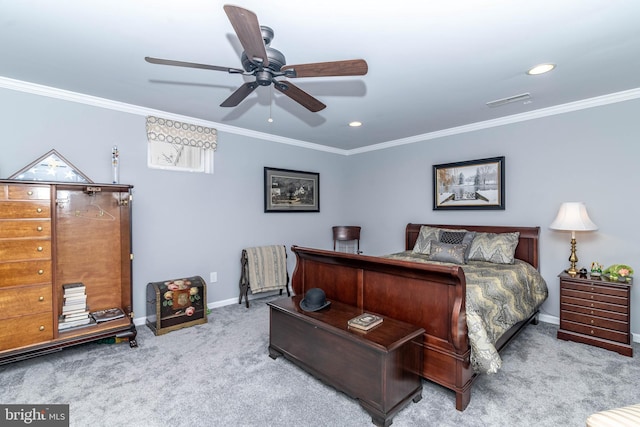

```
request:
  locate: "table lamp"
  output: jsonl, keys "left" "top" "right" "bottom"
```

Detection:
{"left": 550, "top": 202, "right": 598, "bottom": 276}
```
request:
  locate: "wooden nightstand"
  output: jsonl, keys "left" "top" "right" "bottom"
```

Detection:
{"left": 557, "top": 272, "right": 633, "bottom": 357}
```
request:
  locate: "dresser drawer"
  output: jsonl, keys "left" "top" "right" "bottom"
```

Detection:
{"left": 561, "top": 295, "right": 628, "bottom": 314}
{"left": 0, "top": 284, "right": 52, "bottom": 319}
{"left": 561, "top": 309, "right": 628, "bottom": 332}
{"left": 0, "top": 260, "right": 52, "bottom": 288}
{"left": 8, "top": 185, "right": 51, "bottom": 200}
{"left": 0, "top": 312, "right": 53, "bottom": 351}
{"left": 0, "top": 201, "right": 51, "bottom": 219}
{"left": 561, "top": 280, "right": 629, "bottom": 298}
{"left": 560, "top": 319, "right": 629, "bottom": 344}
{"left": 0, "top": 219, "right": 51, "bottom": 238}
{"left": 560, "top": 287, "right": 627, "bottom": 306}
{"left": 0, "top": 240, "right": 51, "bottom": 261}
{"left": 561, "top": 302, "right": 628, "bottom": 322}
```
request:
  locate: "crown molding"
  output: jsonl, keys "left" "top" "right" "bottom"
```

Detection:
{"left": 2, "top": 76, "right": 638, "bottom": 157}
{"left": 348, "top": 87, "right": 640, "bottom": 155}
{"left": 0, "top": 76, "right": 348, "bottom": 156}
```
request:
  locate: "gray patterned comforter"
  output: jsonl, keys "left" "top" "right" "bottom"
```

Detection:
{"left": 384, "top": 251, "right": 548, "bottom": 374}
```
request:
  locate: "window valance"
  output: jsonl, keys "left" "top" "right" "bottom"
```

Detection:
{"left": 146, "top": 116, "right": 217, "bottom": 173}
{"left": 146, "top": 116, "right": 217, "bottom": 151}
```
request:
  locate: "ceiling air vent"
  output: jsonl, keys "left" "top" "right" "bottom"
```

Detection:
{"left": 486, "top": 93, "right": 531, "bottom": 108}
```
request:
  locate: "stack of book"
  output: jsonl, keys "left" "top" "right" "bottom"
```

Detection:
{"left": 58, "top": 283, "right": 93, "bottom": 330}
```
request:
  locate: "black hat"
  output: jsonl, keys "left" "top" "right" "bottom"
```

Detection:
{"left": 300, "top": 288, "right": 331, "bottom": 312}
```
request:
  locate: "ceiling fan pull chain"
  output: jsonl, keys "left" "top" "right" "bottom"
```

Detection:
{"left": 268, "top": 86, "right": 274, "bottom": 123}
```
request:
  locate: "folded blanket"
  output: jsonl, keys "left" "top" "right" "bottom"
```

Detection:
{"left": 245, "top": 246, "right": 288, "bottom": 293}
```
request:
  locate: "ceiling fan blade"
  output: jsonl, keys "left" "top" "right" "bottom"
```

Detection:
{"left": 145, "top": 57, "right": 243, "bottom": 73}
{"left": 223, "top": 5, "right": 269, "bottom": 67}
{"left": 281, "top": 59, "right": 368, "bottom": 78}
{"left": 274, "top": 81, "right": 326, "bottom": 112}
{"left": 220, "top": 82, "right": 259, "bottom": 107}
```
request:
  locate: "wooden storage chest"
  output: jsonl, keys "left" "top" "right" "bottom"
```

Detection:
{"left": 146, "top": 276, "right": 208, "bottom": 335}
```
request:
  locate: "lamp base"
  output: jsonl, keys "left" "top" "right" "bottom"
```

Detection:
{"left": 566, "top": 237, "right": 578, "bottom": 276}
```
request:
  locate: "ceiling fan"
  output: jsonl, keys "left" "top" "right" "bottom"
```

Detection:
{"left": 145, "top": 4, "right": 368, "bottom": 112}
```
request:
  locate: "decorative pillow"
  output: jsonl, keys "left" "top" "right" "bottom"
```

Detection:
{"left": 468, "top": 232, "right": 520, "bottom": 264}
{"left": 439, "top": 231, "right": 466, "bottom": 244}
{"left": 412, "top": 226, "right": 441, "bottom": 255}
{"left": 440, "top": 231, "right": 476, "bottom": 261}
{"left": 429, "top": 241, "right": 467, "bottom": 264}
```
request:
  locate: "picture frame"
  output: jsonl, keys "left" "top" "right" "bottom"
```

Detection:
{"left": 433, "top": 156, "right": 505, "bottom": 210}
{"left": 264, "top": 167, "right": 319, "bottom": 212}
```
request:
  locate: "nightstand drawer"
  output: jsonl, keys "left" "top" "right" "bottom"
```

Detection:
{"left": 561, "top": 302, "right": 628, "bottom": 322}
{"left": 561, "top": 310, "right": 628, "bottom": 332}
{"left": 560, "top": 319, "right": 629, "bottom": 344}
{"left": 561, "top": 295, "right": 628, "bottom": 314}
{"left": 560, "top": 288, "right": 627, "bottom": 306}
{"left": 561, "top": 280, "right": 628, "bottom": 298}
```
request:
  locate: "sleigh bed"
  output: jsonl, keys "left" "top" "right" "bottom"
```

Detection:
{"left": 290, "top": 223, "right": 548, "bottom": 411}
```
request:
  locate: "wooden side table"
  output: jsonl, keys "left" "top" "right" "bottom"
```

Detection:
{"left": 557, "top": 272, "right": 633, "bottom": 356}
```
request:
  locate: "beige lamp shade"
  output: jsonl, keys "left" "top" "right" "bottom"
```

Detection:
{"left": 550, "top": 202, "right": 598, "bottom": 232}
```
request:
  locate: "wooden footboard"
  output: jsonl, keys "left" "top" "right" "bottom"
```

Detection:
{"left": 291, "top": 246, "right": 475, "bottom": 410}
{"left": 291, "top": 224, "right": 541, "bottom": 411}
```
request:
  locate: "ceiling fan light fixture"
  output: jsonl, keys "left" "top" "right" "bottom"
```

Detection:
{"left": 349, "top": 121, "right": 362, "bottom": 127}
{"left": 527, "top": 63, "right": 556, "bottom": 75}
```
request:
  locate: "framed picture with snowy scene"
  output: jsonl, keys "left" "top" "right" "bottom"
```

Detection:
{"left": 264, "top": 167, "right": 320, "bottom": 212}
{"left": 433, "top": 156, "right": 505, "bottom": 210}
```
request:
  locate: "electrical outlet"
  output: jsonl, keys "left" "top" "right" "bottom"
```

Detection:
{"left": 210, "top": 272, "right": 217, "bottom": 283}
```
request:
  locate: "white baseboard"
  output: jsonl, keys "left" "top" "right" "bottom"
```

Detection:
{"left": 133, "top": 291, "right": 279, "bottom": 326}
{"left": 135, "top": 301, "right": 640, "bottom": 344}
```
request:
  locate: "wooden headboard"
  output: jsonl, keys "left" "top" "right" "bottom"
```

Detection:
{"left": 405, "top": 223, "right": 540, "bottom": 270}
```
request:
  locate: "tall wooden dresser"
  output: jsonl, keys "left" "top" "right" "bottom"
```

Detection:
{"left": 0, "top": 180, "right": 136, "bottom": 364}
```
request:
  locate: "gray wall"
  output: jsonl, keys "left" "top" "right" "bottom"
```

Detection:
{"left": 346, "top": 99, "right": 640, "bottom": 332}
{"left": 1, "top": 87, "right": 639, "bottom": 336}
{"left": 0, "top": 88, "right": 349, "bottom": 318}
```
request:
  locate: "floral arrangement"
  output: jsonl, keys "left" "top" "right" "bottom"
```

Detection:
{"left": 602, "top": 264, "right": 634, "bottom": 281}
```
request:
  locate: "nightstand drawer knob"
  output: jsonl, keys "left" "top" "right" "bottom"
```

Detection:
{"left": 27, "top": 191, "right": 33, "bottom": 196}
{"left": 591, "top": 319, "right": 594, "bottom": 324}
{"left": 38, "top": 269, "right": 44, "bottom": 275}
{"left": 590, "top": 295, "right": 594, "bottom": 299}
{"left": 590, "top": 310, "right": 594, "bottom": 315}
{"left": 590, "top": 303, "right": 594, "bottom": 307}
{"left": 38, "top": 296, "right": 44, "bottom": 302}
{"left": 590, "top": 287, "right": 594, "bottom": 291}
{"left": 39, "top": 326, "right": 45, "bottom": 331}
{"left": 37, "top": 226, "right": 43, "bottom": 232}
{"left": 37, "top": 246, "right": 43, "bottom": 252}
{"left": 590, "top": 330, "right": 594, "bottom": 334}
{"left": 36, "top": 208, "right": 43, "bottom": 213}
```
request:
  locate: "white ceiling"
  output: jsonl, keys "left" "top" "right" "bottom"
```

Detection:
{"left": 1, "top": 0, "right": 639, "bottom": 152}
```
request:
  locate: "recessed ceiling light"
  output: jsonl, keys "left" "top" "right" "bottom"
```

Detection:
{"left": 349, "top": 121, "right": 362, "bottom": 127}
{"left": 527, "top": 63, "right": 556, "bottom": 75}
